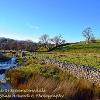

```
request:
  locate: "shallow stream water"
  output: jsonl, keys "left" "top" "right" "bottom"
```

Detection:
{"left": 0, "top": 57, "right": 17, "bottom": 89}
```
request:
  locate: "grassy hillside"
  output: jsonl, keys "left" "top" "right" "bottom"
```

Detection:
{"left": 52, "top": 41, "right": 100, "bottom": 53}
{"left": 36, "top": 41, "right": 100, "bottom": 68}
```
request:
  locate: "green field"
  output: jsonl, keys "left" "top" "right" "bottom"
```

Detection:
{"left": 52, "top": 42, "right": 100, "bottom": 53}
{"left": 35, "top": 42, "right": 100, "bottom": 68}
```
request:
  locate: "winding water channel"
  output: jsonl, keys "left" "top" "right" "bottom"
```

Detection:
{"left": 0, "top": 57, "right": 17, "bottom": 89}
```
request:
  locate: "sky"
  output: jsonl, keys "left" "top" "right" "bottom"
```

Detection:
{"left": 0, "top": 0, "right": 100, "bottom": 42}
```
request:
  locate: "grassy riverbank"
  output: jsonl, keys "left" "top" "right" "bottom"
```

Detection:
{"left": 5, "top": 52, "right": 100, "bottom": 100}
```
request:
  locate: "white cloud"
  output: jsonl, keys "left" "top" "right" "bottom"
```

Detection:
{"left": 24, "top": 36, "right": 39, "bottom": 42}
{"left": 0, "top": 32, "right": 17, "bottom": 38}
{"left": 29, "top": 25, "right": 39, "bottom": 30}
{"left": 26, "top": 23, "right": 40, "bottom": 30}
{"left": 0, "top": 32, "right": 39, "bottom": 42}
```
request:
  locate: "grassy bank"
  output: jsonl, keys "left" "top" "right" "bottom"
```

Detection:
{"left": 6, "top": 55, "right": 100, "bottom": 100}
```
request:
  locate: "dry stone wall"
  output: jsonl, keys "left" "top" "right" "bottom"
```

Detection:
{"left": 33, "top": 53, "right": 100, "bottom": 84}
{"left": 44, "top": 57, "right": 100, "bottom": 84}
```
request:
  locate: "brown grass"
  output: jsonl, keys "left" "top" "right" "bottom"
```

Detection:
{"left": 6, "top": 69, "right": 100, "bottom": 100}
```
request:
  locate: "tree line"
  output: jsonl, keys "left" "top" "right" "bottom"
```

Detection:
{"left": 0, "top": 34, "right": 66, "bottom": 51}
{"left": 38, "top": 34, "right": 66, "bottom": 49}
{"left": 0, "top": 38, "right": 38, "bottom": 51}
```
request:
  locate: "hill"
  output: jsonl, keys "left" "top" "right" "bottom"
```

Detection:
{"left": 50, "top": 40, "right": 100, "bottom": 53}
{"left": 0, "top": 37, "right": 38, "bottom": 51}
{"left": 41, "top": 41, "right": 100, "bottom": 68}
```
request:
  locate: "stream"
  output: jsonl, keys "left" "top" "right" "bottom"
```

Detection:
{"left": 0, "top": 57, "right": 17, "bottom": 89}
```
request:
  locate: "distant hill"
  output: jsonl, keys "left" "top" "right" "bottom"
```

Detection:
{"left": 0, "top": 37, "right": 38, "bottom": 51}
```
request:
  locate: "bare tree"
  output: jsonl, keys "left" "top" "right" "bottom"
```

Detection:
{"left": 90, "top": 33, "right": 96, "bottom": 43}
{"left": 51, "top": 34, "right": 66, "bottom": 46}
{"left": 39, "top": 34, "right": 49, "bottom": 44}
{"left": 61, "top": 40, "right": 66, "bottom": 44}
{"left": 82, "top": 27, "right": 95, "bottom": 43}
{"left": 39, "top": 34, "right": 50, "bottom": 49}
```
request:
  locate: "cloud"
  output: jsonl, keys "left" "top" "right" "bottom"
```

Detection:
{"left": 0, "top": 32, "right": 39, "bottom": 42}
{"left": 0, "top": 32, "right": 19, "bottom": 40}
{"left": 26, "top": 23, "right": 40, "bottom": 30}
{"left": 0, "top": 32, "right": 17, "bottom": 37}
{"left": 29, "top": 25, "right": 39, "bottom": 30}
{"left": 26, "top": 36, "right": 39, "bottom": 42}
